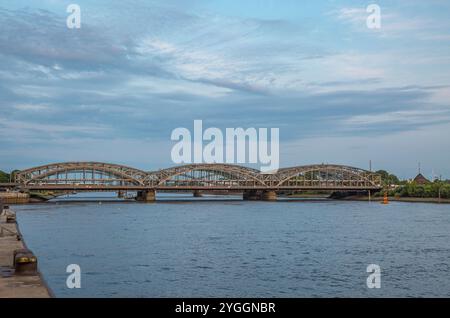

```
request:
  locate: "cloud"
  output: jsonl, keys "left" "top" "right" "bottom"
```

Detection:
{"left": 13, "top": 103, "right": 51, "bottom": 111}
{"left": 0, "top": 118, "right": 109, "bottom": 136}
{"left": 336, "top": 7, "right": 368, "bottom": 25}
{"left": 0, "top": 3, "right": 449, "bottom": 177}
{"left": 281, "top": 122, "right": 450, "bottom": 178}
{"left": 343, "top": 109, "right": 450, "bottom": 126}
{"left": 332, "top": 4, "right": 450, "bottom": 39}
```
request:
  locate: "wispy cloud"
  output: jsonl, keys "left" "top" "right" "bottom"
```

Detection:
{"left": 0, "top": 2, "right": 449, "bottom": 177}
{"left": 0, "top": 118, "right": 109, "bottom": 135}
{"left": 332, "top": 4, "right": 450, "bottom": 39}
{"left": 343, "top": 109, "right": 450, "bottom": 126}
{"left": 13, "top": 103, "right": 51, "bottom": 111}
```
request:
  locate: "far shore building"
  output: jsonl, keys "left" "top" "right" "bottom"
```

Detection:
{"left": 413, "top": 173, "right": 430, "bottom": 185}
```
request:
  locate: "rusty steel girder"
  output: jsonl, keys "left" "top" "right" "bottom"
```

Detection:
{"left": 13, "top": 162, "right": 382, "bottom": 190}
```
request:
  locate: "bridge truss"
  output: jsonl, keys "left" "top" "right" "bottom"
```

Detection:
{"left": 12, "top": 162, "right": 382, "bottom": 191}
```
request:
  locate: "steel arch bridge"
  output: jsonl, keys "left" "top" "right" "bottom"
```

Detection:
{"left": 11, "top": 162, "right": 382, "bottom": 193}
{"left": 14, "top": 162, "right": 149, "bottom": 187}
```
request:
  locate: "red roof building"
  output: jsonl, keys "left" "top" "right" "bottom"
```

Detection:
{"left": 413, "top": 173, "right": 430, "bottom": 185}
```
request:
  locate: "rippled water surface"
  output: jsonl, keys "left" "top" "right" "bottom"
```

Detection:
{"left": 13, "top": 194, "right": 450, "bottom": 297}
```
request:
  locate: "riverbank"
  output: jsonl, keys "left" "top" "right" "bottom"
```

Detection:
{"left": 285, "top": 193, "right": 450, "bottom": 203}
{"left": 0, "top": 207, "right": 51, "bottom": 298}
{"left": 340, "top": 195, "right": 450, "bottom": 204}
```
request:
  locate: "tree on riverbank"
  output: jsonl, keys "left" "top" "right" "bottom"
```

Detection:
{"left": 0, "top": 170, "right": 10, "bottom": 183}
{"left": 375, "top": 170, "right": 402, "bottom": 186}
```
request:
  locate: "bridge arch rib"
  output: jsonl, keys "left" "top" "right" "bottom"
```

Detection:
{"left": 273, "top": 164, "right": 382, "bottom": 189}
{"left": 149, "top": 164, "right": 267, "bottom": 188}
{"left": 15, "top": 162, "right": 149, "bottom": 186}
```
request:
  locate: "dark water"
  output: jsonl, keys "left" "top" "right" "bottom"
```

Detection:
{"left": 13, "top": 194, "right": 450, "bottom": 297}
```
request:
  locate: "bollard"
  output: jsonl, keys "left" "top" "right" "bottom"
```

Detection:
{"left": 3, "top": 206, "right": 16, "bottom": 223}
{"left": 6, "top": 212, "right": 16, "bottom": 223}
{"left": 14, "top": 249, "right": 38, "bottom": 275}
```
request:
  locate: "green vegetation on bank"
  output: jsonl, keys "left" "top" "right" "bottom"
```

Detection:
{"left": 0, "top": 170, "right": 10, "bottom": 183}
{"left": 384, "top": 182, "right": 450, "bottom": 199}
{"left": 0, "top": 170, "right": 20, "bottom": 183}
{"left": 375, "top": 170, "right": 403, "bottom": 186}
{"left": 375, "top": 170, "right": 450, "bottom": 199}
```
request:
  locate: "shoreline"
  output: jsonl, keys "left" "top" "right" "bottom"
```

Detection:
{"left": 337, "top": 195, "right": 450, "bottom": 204}
{"left": 0, "top": 207, "right": 52, "bottom": 298}
{"left": 286, "top": 194, "right": 450, "bottom": 204}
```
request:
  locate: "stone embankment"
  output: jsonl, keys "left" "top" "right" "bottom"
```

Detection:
{"left": 0, "top": 201, "right": 51, "bottom": 298}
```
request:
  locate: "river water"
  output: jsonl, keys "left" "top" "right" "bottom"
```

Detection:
{"left": 13, "top": 194, "right": 450, "bottom": 297}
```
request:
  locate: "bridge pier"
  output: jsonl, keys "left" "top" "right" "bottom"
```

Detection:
{"left": 243, "top": 190, "right": 260, "bottom": 201}
{"left": 243, "top": 190, "right": 277, "bottom": 201}
{"left": 193, "top": 190, "right": 203, "bottom": 198}
{"left": 261, "top": 190, "right": 277, "bottom": 201}
{"left": 136, "top": 190, "right": 156, "bottom": 202}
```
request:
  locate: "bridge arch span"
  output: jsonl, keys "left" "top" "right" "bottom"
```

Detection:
{"left": 15, "top": 162, "right": 149, "bottom": 186}
{"left": 274, "top": 164, "right": 381, "bottom": 189}
{"left": 151, "top": 164, "right": 267, "bottom": 188}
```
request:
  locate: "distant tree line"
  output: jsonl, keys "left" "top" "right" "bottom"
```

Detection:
{"left": 375, "top": 170, "right": 450, "bottom": 199}
{"left": 388, "top": 182, "right": 450, "bottom": 199}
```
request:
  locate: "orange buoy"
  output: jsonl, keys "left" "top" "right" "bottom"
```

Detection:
{"left": 381, "top": 192, "right": 389, "bottom": 204}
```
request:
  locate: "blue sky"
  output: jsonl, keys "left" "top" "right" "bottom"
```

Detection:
{"left": 1, "top": 0, "right": 450, "bottom": 178}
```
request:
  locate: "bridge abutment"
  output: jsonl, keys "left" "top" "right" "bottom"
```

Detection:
{"left": 136, "top": 190, "right": 156, "bottom": 202}
{"left": 243, "top": 190, "right": 277, "bottom": 201}
{"left": 193, "top": 190, "right": 203, "bottom": 197}
{"left": 261, "top": 190, "right": 277, "bottom": 201}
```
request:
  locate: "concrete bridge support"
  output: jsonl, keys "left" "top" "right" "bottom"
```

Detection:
{"left": 193, "top": 190, "right": 203, "bottom": 197}
{"left": 261, "top": 190, "right": 277, "bottom": 201}
{"left": 243, "top": 190, "right": 277, "bottom": 201}
{"left": 136, "top": 190, "right": 156, "bottom": 202}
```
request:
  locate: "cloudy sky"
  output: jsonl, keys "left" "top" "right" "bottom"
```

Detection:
{"left": 1, "top": 0, "right": 450, "bottom": 178}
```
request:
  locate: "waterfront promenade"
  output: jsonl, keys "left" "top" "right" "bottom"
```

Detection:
{"left": 0, "top": 206, "right": 51, "bottom": 298}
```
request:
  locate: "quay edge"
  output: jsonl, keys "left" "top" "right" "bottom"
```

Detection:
{"left": 0, "top": 201, "right": 52, "bottom": 298}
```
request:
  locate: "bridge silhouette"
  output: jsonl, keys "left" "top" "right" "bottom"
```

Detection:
{"left": 1, "top": 162, "right": 382, "bottom": 201}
